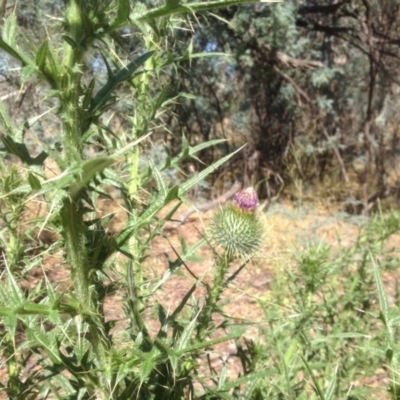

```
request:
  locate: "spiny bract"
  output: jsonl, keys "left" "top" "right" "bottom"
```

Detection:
{"left": 210, "top": 187, "right": 263, "bottom": 258}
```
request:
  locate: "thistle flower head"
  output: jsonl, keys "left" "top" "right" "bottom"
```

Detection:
{"left": 209, "top": 187, "right": 263, "bottom": 259}
{"left": 233, "top": 187, "right": 259, "bottom": 212}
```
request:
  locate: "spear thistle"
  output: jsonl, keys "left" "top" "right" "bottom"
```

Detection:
{"left": 209, "top": 187, "right": 263, "bottom": 259}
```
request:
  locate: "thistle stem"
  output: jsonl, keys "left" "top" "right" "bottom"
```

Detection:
{"left": 197, "top": 254, "right": 232, "bottom": 341}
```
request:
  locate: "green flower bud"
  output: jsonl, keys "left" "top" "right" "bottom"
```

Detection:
{"left": 209, "top": 187, "right": 263, "bottom": 258}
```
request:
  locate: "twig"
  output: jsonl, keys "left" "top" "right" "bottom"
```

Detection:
{"left": 321, "top": 128, "right": 349, "bottom": 184}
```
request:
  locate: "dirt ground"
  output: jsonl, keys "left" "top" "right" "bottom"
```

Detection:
{"left": 1, "top": 197, "right": 399, "bottom": 398}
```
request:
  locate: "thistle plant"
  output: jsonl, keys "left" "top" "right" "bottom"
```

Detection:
{"left": 0, "top": 1, "right": 281, "bottom": 398}
{"left": 197, "top": 187, "right": 263, "bottom": 341}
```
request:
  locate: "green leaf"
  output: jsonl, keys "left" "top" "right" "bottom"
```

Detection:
{"left": 176, "top": 332, "right": 241, "bottom": 356}
{"left": 300, "top": 354, "right": 325, "bottom": 400}
{"left": 217, "top": 365, "right": 228, "bottom": 389}
{"left": 43, "top": 45, "right": 60, "bottom": 88}
{"left": 0, "top": 134, "right": 48, "bottom": 165}
{"left": 114, "top": 0, "right": 131, "bottom": 27}
{"left": 26, "top": 327, "right": 61, "bottom": 364}
{"left": 0, "top": 183, "right": 31, "bottom": 199}
{"left": 152, "top": 162, "right": 168, "bottom": 198}
{"left": 136, "top": 0, "right": 277, "bottom": 22}
{"left": 0, "top": 93, "right": 15, "bottom": 137}
{"left": 0, "top": 16, "right": 34, "bottom": 66}
{"left": 82, "top": 79, "right": 96, "bottom": 111}
{"left": 178, "top": 144, "right": 246, "bottom": 196}
{"left": 139, "top": 348, "right": 157, "bottom": 381}
{"left": 0, "top": 37, "right": 25, "bottom": 64}
{"left": 371, "top": 253, "right": 389, "bottom": 324}
{"left": 18, "top": 303, "right": 53, "bottom": 315}
{"left": 3, "top": 313, "right": 17, "bottom": 334}
{"left": 117, "top": 166, "right": 177, "bottom": 249}
{"left": 36, "top": 40, "right": 49, "bottom": 72}
{"left": 176, "top": 312, "right": 200, "bottom": 352}
{"left": 162, "top": 137, "right": 227, "bottom": 170}
{"left": 28, "top": 172, "right": 42, "bottom": 190}
{"left": 219, "top": 369, "right": 272, "bottom": 391}
{"left": 150, "top": 238, "right": 207, "bottom": 293}
{"left": 325, "top": 374, "right": 337, "bottom": 400}
{"left": 165, "top": 185, "right": 180, "bottom": 203}
{"left": 68, "top": 156, "right": 114, "bottom": 198}
{"left": 62, "top": 35, "right": 78, "bottom": 48}
{"left": 90, "top": 51, "right": 155, "bottom": 113}
{"left": 2, "top": 14, "right": 17, "bottom": 45}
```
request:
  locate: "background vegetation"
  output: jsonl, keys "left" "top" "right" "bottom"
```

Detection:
{"left": 167, "top": 0, "right": 400, "bottom": 213}
{"left": 4, "top": 0, "right": 400, "bottom": 213}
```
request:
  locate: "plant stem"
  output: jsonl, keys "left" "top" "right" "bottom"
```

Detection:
{"left": 197, "top": 254, "right": 231, "bottom": 341}
{"left": 58, "top": 2, "right": 110, "bottom": 396}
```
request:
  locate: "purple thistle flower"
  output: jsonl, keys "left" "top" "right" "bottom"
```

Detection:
{"left": 210, "top": 186, "right": 262, "bottom": 258}
{"left": 233, "top": 187, "right": 259, "bottom": 212}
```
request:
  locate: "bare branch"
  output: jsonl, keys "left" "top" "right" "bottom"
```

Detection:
{"left": 298, "top": 1, "right": 348, "bottom": 15}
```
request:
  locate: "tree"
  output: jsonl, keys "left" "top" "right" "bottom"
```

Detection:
{"left": 168, "top": 0, "right": 400, "bottom": 212}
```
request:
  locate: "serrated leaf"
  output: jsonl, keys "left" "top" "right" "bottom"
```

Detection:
{"left": 90, "top": 51, "right": 155, "bottom": 114}
{"left": 152, "top": 163, "right": 167, "bottom": 197}
{"left": 69, "top": 156, "right": 113, "bottom": 198}
{"left": 4, "top": 264, "right": 25, "bottom": 304}
{"left": 0, "top": 183, "right": 32, "bottom": 200}
{"left": 176, "top": 332, "right": 240, "bottom": 356}
{"left": 52, "top": 374, "right": 76, "bottom": 396}
{"left": 114, "top": 0, "right": 130, "bottom": 27}
{"left": 26, "top": 327, "right": 61, "bottom": 364}
{"left": 162, "top": 138, "right": 226, "bottom": 170}
{"left": 179, "top": 144, "right": 246, "bottom": 196}
{"left": 38, "top": 166, "right": 80, "bottom": 196}
{"left": 150, "top": 238, "right": 206, "bottom": 293}
{"left": 3, "top": 313, "right": 17, "bottom": 334}
{"left": 139, "top": 350, "right": 156, "bottom": 381}
{"left": 176, "top": 312, "right": 200, "bottom": 352}
{"left": 219, "top": 368, "right": 272, "bottom": 391}
{"left": 0, "top": 134, "right": 48, "bottom": 165}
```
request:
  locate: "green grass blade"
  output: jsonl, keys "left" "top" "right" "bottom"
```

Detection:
{"left": 300, "top": 354, "right": 325, "bottom": 400}
{"left": 371, "top": 252, "right": 389, "bottom": 323}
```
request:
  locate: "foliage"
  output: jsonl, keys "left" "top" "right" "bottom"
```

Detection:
{"left": 247, "top": 209, "right": 400, "bottom": 399}
{"left": 0, "top": 0, "right": 278, "bottom": 398}
{"left": 166, "top": 0, "right": 400, "bottom": 212}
